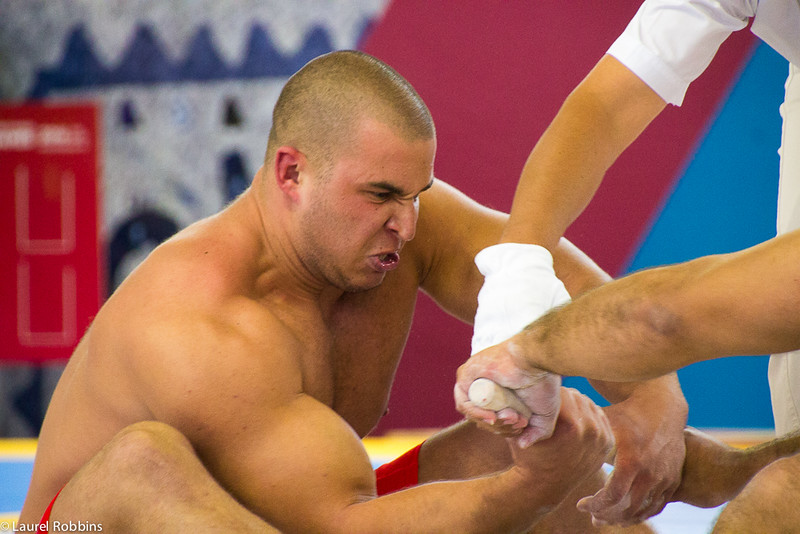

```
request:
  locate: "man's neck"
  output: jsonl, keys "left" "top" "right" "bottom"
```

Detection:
{"left": 244, "top": 175, "right": 346, "bottom": 316}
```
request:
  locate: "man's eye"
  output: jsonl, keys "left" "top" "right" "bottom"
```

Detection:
{"left": 371, "top": 191, "right": 392, "bottom": 201}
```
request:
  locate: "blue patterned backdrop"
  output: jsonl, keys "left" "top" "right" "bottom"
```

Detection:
{"left": 0, "top": 0, "right": 389, "bottom": 436}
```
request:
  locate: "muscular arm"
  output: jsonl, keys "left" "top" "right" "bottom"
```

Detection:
{"left": 140, "top": 312, "right": 611, "bottom": 533}
{"left": 426, "top": 178, "right": 688, "bottom": 523}
{"left": 510, "top": 230, "right": 800, "bottom": 381}
{"left": 417, "top": 179, "right": 616, "bottom": 321}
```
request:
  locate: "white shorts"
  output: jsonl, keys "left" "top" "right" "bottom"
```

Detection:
{"left": 770, "top": 62, "right": 800, "bottom": 436}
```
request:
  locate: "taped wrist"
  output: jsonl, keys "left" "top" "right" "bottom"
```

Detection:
{"left": 471, "top": 243, "right": 571, "bottom": 354}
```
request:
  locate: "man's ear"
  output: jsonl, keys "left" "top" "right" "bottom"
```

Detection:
{"left": 274, "top": 146, "right": 305, "bottom": 199}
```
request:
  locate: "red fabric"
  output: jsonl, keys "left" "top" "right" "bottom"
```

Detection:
{"left": 38, "top": 487, "right": 63, "bottom": 533}
{"left": 374, "top": 443, "right": 422, "bottom": 495}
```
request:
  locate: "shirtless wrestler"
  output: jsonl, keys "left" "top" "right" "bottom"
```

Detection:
{"left": 19, "top": 50, "right": 689, "bottom": 533}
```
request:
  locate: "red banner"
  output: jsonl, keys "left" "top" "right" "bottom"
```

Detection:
{"left": 0, "top": 103, "right": 102, "bottom": 362}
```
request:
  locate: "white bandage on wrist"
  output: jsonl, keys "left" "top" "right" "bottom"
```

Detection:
{"left": 471, "top": 243, "right": 571, "bottom": 355}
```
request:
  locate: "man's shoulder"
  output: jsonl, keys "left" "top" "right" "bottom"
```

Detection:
{"left": 100, "top": 222, "right": 291, "bottom": 364}
{"left": 95, "top": 265, "right": 305, "bottom": 418}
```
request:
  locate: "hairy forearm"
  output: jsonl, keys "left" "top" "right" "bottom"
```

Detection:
{"left": 509, "top": 267, "right": 700, "bottom": 381}
{"left": 554, "top": 237, "right": 690, "bottom": 414}
{"left": 510, "top": 232, "right": 800, "bottom": 381}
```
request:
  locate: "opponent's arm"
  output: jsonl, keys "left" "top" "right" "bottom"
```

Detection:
{"left": 502, "top": 54, "right": 666, "bottom": 251}
{"left": 674, "top": 427, "right": 800, "bottom": 509}
{"left": 424, "top": 179, "right": 688, "bottom": 524}
{"left": 416, "top": 179, "right": 612, "bottom": 323}
{"left": 144, "top": 317, "right": 613, "bottom": 533}
{"left": 475, "top": 229, "right": 800, "bottom": 383}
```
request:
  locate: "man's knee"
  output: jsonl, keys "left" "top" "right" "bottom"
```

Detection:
{"left": 106, "top": 421, "right": 196, "bottom": 477}
{"left": 78, "top": 421, "right": 197, "bottom": 491}
{"left": 713, "top": 454, "right": 800, "bottom": 533}
{"left": 739, "top": 454, "right": 800, "bottom": 496}
{"left": 111, "top": 421, "right": 193, "bottom": 455}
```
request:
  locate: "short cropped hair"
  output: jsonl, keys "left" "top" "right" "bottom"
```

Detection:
{"left": 265, "top": 50, "right": 434, "bottom": 169}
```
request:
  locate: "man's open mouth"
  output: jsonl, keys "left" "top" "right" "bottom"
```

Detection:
{"left": 379, "top": 252, "right": 399, "bottom": 267}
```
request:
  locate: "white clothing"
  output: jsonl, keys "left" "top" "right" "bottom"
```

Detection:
{"left": 608, "top": 0, "right": 800, "bottom": 433}
{"left": 608, "top": 0, "right": 799, "bottom": 106}
{"left": 770, "top": 63, "right": 800, "bottom": 436}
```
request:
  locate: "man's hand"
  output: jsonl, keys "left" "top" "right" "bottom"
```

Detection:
{"left": 576, "top": 389, "right": 686, "bottom": 526}
{"left": 509, "top": 388, "right": 615, "bottom": 496}
{"left": 455, "top": 340, "right": 561, "bottom": 447}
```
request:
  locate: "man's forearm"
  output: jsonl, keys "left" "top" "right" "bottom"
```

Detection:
{"left": 502, "top": 55, "right": 666, "bottom": 251}
{"left": 348, "top": 468, "right": 561, "bottom": 534}
{"left": 510, "top": 230, "right": 800, "bottom": 382}
{"left": 509, "top": 266, "right": 702, "bottom": 381}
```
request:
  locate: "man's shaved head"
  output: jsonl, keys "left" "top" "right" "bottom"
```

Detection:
{"left": 265, "top": 50, "right": 435, "bottom": 169}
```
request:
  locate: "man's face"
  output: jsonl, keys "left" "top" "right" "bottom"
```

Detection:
{"left": 296, "top": 118, "right": 435, "bottom": 292}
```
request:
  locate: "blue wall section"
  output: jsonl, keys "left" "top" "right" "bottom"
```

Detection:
{"left": 618, "top": 44, "right": 790, "bottom": 429}
{"left": 627, "top": 44, "right": 786, "bottom": 270}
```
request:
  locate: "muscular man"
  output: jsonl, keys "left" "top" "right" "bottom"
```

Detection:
{"left": 18, "top": 50, "right": 673, "bottom": 533}
{"left": 456, "top": 0, "right": 800, "bottom": 530}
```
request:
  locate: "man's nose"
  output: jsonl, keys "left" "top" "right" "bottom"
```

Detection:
{"left": 386, "top": 200, "right": 418, "bottom": 242}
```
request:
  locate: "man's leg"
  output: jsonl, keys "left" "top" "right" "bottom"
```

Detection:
{"left": 419, "top": 420, "right": 654, "bottom": 533}
{"left": 48, "top": 421, "right": 273, "bottom": 533}
{"left": 671, "top": 427, "right": 781, "bottom": 508}
{"left": 712, "top": 453, "right": 800, "bottom": 533}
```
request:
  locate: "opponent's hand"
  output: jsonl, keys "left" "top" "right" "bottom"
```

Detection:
{"left": 577, "top": 389, "right": 686, "bottom": 526}
{"left": 510, "top": 388, "right": 615, "bottom": 497}
{"left": 455, "top": 341, "right": 561, "bottom": 448}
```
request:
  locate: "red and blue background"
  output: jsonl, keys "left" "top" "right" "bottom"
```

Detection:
{"left": 0, "top": 1, "right": 787, "bottom": 435}
{"left": 365, "top": 1, "right": 785, "bottom": 432}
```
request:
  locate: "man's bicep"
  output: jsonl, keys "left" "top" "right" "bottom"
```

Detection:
{"left": 135, "top": 319, "right": 377, "bottom": 530}
{"left": 190, "top": 393, "right": 378, "bottom": 530}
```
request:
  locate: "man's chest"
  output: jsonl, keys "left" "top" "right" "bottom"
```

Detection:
{"left": 317, "top": 275, "right": 421, "bottom": 436}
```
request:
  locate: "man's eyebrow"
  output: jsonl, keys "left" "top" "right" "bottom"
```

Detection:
{"left": 368, "top": 178, "right": 434, "bottom": 197}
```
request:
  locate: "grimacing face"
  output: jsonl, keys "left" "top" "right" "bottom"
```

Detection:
{"left": 295, "top": 118, "right": 435, "bottom": 292}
